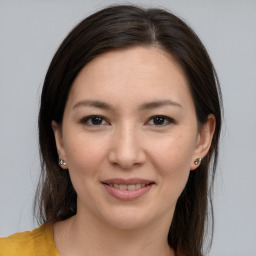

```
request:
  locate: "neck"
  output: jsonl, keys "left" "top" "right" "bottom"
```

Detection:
{"left": 54, "top": 209, "right": 175, "bottom": 256}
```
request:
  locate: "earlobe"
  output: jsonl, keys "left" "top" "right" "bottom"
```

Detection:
{"left": 51, "top": 120, "right": 68, "bottom": 169}
{"left": 193, "top": 158, "right": 202, "bottom": 166}
{"left": 191, "top": 114, "right": 216, "bottom": 170}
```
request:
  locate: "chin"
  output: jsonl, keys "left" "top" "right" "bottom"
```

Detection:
{"left": 100, "top": 206, "right": 161, "bottom": 231}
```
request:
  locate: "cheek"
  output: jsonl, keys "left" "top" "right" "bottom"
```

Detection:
{"left": 64, "top": 135, "right": 107, "bottom": 178}
{"left": 149, "top": 134, "right": 195, "bottom": 198}
{"left": 63, "top": 136, "right": 108, "bottom": 204}
{"left": 151, "top": 133, "right": 195, "bottom": 170}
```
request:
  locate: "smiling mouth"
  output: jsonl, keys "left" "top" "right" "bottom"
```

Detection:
{"left": 102, "top": 183, "right": 154, "bottom": 190}
{"left": 101, "top": 179, "right": 155, "bottom": 200}
{"left": 101, "top": 178, "right": 155, "bottom": 200}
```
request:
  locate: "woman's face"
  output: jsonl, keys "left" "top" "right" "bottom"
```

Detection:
{"left": 53, "top": 46, "right": 214, "bottom": 230}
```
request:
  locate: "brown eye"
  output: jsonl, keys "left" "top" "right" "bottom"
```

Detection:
{"left": 81, "top": 115, "right": 108, "bottom": 126}
{"left": 91, "top": 116, "right": 104, "bottom": 125}
{"left": 153, "top": 116, "right": 165, "bottom": 125}
{"left": 147, "top": 115, "right": 174, "bottom": 126}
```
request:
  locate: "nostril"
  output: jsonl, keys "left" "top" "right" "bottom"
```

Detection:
{"left": 107, "top": 137, "right": 146, "bottom": 169}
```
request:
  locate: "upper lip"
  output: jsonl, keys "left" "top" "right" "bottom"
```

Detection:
{"left": 101, "top": 178, "right": 155, "bottom": 185}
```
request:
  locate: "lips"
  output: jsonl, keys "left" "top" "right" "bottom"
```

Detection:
{"left": 101, "top": 178, "right": 155, "bottom": 201}
{"left": 109, "top": 184, "right": 146, "bottom": 190}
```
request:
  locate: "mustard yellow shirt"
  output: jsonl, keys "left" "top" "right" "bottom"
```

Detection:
{"left": 0, "top": 223, "right": 60, "bottom": 256}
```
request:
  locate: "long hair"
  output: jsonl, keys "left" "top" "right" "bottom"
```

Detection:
{"left": 35, "top": 5, "right": 222, "bottom": 256}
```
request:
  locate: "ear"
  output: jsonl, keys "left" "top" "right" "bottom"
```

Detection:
{"left": 190, "top": 114, "right": 216, "bottom": 170}
{"left": 51, "top": 120, "right": 68, "bottom": 169}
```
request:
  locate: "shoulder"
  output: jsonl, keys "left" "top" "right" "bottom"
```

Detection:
{"left": 0, "top": 223, "right": 59, "bottom": 256}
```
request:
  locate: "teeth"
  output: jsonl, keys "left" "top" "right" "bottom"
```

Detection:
{"left": 109, "top": 184, "right": 148, "bottom": 190}
{"left": 119, "top": 184, "right": 127, "bottom": 190}
{"left": 128, "top": 185, "right": 136, "bottom": 190}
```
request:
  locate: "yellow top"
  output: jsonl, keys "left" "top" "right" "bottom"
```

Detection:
{"left": 0, "top": 223, "right": 60, "bottom": 256}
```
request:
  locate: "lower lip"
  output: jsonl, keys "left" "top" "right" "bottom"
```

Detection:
{"left": 102, "top": 184, "right": 153, "bottom": 201}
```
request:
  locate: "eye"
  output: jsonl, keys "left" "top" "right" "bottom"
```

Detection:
{"left": 147, "top": 115, "right": 174, "bottom": 126}
{"left": 81, "top": 115, "right": 109, "bottom": 126}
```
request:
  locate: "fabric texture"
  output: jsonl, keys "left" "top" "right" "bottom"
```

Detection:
{"left": 0, "top": 223, "right": 59, "bottom": 256}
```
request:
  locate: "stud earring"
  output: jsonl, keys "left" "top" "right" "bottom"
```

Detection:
{"left": 194, "top": 158, "right": 202, "bottom": 165}
{"left": 58, "top": 158, "right": 67, "bottom": 166}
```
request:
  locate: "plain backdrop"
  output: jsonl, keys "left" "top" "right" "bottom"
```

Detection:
{"left": 0, "top": 0, "right": 256, "bottom": 255}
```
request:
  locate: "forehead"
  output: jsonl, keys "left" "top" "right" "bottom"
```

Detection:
{"left": 67, "top": 46, "right": 193, "bottom": 110}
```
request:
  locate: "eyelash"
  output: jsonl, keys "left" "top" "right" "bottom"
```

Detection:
{"left": 80, "top": 115, "right": 109, "bottom": 126}
{"left": 80, "top": 115, "right": 175, "bottom": 127}
{"left": 146, "top": 115, "right": 175, "bottom": 126}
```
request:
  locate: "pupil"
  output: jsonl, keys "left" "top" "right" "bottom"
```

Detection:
{"left": 154, "top": 117, "right": 164, "bottom": 125}
{"left": 92, "top": 116, "right": 102, "bottom": 125}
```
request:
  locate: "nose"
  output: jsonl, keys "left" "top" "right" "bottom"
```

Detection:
{"left": 108, "top": 124, "right": 146, "bottom": 169}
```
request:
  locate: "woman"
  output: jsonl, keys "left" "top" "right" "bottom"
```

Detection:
{"left": 0, "top": 4, "right": 222, "bottom": 256}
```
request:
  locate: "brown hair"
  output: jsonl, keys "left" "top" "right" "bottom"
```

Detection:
{"left": 35, "top": 5, "right": 222, "bottom": 256}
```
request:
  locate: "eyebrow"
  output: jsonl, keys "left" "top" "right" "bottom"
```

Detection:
{"left": 139, "top": 100, "right": 182, "bottom": 110}
{"left": 73, "top": 100, "right": 113, "bottom": 110}
{"left": 72, "top": 99, "right": 182, "bottom": 111}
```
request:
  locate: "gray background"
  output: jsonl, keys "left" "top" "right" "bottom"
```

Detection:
{"left": 0, "top": 0, "right": 256, "bottom": 255}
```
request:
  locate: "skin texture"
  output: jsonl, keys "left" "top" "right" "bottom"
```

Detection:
{"left": 52, "top": 46, "right": 215, "bottom": 256}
